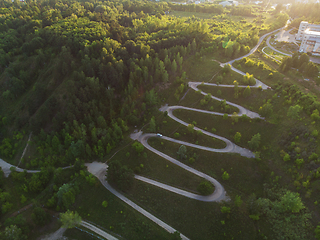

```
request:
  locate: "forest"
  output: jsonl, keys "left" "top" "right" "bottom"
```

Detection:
{"left": 0, "top": 0, "right": 319, "bottom": 239}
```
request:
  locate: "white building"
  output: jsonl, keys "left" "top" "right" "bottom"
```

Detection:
{"left": 219, "top": 0, "right": 239, "bottom": 7}
{"left": 297, "top": 21, "right": 320, "bottom": 56}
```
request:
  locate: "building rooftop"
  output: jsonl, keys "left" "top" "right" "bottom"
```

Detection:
{"left": 305, "top": 29, "right": 320, "bottom": 36}
{"left": 308, "top": 37, "right": 320, "bottom": 43}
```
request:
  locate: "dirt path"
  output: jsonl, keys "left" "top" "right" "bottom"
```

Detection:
{"left": 17, "top": 132, "right": 32, "bottom": 167}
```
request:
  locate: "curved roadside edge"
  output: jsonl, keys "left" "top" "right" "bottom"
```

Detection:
{"left": 262, "top": 46, "right": 281, "bottom": 62}
{"left": 266, "top": 35, "right": 292, "bottom": 57}
{"left": 138, "top": 133, "right": 228, "bottom": 202}
{"left": 216, "top": 26, "right": 287, "bottom": 91}
{"left": 81, "top": 221, "right": 119, "bottom": 240}
{"left": 86, "top": 162, "right": 190, "bottom": 240}
{"left": 188, "top": 82, "right": 264, "bottom": 118}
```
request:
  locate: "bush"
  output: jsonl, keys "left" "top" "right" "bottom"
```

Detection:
{"left": 222, "top": 171, "right": 230, "bottom": 180}
{"left": 197, "top": 181, "right": 214, "bottom": 195}
{"left": 31, "top": 207, "right": 50, "bottom": 226}
{"left": 188, "top": 157, "right": 195, "bottom": 164}
{"left": 248, "top": 133, "right": 261, "bottom": 150}
{"left": 102, "top": 201, "right": 108, "bottom": 208}
{"left": 220, "top": 206, "right": 231, "bottom": 213}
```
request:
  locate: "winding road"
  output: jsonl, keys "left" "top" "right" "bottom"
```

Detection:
{"left": 266, "top": 28, "right": 320, "bottom": 64}
{"left": 0, "top": 26, "right": 287, "bottom": 240}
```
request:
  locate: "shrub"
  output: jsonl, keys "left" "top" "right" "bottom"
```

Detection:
{"left": 197, "top": 181, "right": 214, "bottom": 195}
{"left": 222, "top": 171, "right": 230, "bottom": 180}
{"left": 102, "top": 201, "right": 108, "bottom": 208}
{"left": 220, "top": 206, "right": 231, "bottom": 213}
{"left": 283, "top": 153, "right": 290, "bottom": 161}
{"left": 248, "top": 133, "right": 261, "bottom": 150}
{"left": 188, "top": 157, "right": 195, "bottom": 164}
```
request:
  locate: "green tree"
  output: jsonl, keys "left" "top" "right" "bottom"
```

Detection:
{"left": 243, "top": 86, "right": 251, "bottom": 98}
{"left": 187, "top": 124, "right": 194, "bottom": 134}
{"left": 259, "top": 102, "right": 273, "bottom": 117}
{"left": 287, "top": 105, "right": 303, "bottom": 119}
{"left": 221, "top": 206, "right": 231, "bottom": 213}
{"left": 177, "top": 145, "right": 187, "bottom": 160}
{"left": 311, "top": 109, "right": 320, "bottom": 121}
{"left": 31, "top": 207, "right": 49, "bottom": 226}
{"left": 60, "top": 210, "right": 82, "bottom": 229}
{"left": 107, "top": 160, "right": 134, "bottom": 191}
{"left": 222, "top": 171, "right": 230, "bottom": 180}
{"left": 102, "top": 201, "right": 108, "bottom": 208}
{"left": 233, "top": 80, "right": 239, "bottom": 99}
{"left": 248, "top": 133, "right": 261, "bottom": 150}
{"left": 197, "top": 181, "right": 214, "bottom": 195}
{"left": 283, "top": 153, "right": 290, "bottom": 161}
{"left": 97, "top": 116, "right": 107, "bottom": 129}
{"left": 86, "top": 144, "right": 92, "bottom": 157}
{"left": 234, "top": 132, "right": 241, "bottom": 143}
{"left": 3, "top": 225, "right": 26, "bottom": 240}
{"left": 234, "top": 195, "right": 243, "bottom": 208}
{"left": 149, "top": 116, "right": 156, "bottom": 132}
{"left": 132, "top": 142, "right": 144, "bottom": 154}
{"left": 171, "top": 59, "right": 177, "bottom": 73}
{"left": 315, "top": 224, "right": 320, "bottom": 240}
{"left": 276, "top": 191, "right": 305, "bottom": 213}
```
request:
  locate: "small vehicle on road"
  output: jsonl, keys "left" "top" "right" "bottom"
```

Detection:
{"left": 156, "top": 133, "right": 162, "bottom": 137}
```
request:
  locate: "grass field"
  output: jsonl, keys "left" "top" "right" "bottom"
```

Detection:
{"left": 125, "top": 140, "right": 271, "bottom": 239}
{"left": 182, "top": 55, "right": 222, "bottom": 82}
{"left": 168, "top": 10, "right": 218, "bottom": 19}
{"left": 197, "top": 85, "right": 274, "bottom": 112}
{"left": 169, "top": 11, "right": 257, "bottom": 23}
{"left": 263, "top": 46, "right": 285, "bottom": 61}
{"left": 178, "top": 89, "right": 239, "bottom": 114}
{"left": 107, "top": 138, "right": 209, "bottom": 193}
{"left": 72, "top": 178, "right": 173, "bottom": 240}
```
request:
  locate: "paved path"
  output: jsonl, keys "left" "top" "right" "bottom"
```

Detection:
{"left": 222, "top": 26, "right": 287, "bottom": 66}
{"left": 266, "top": 35, "right": 292, "bottom": 57}
{"left": 274, "top": 27, "right": 297, "bottom": 44}
{"left": 266, "top": 31, "right": 320, "bottom": 64}
{"left": 41, "top": 227, "right": 66, "bottom": 240}
{"left": 262, "top": 46, "right": 281, "bottom": 62}
{"left": 81, "top": 221, "right": 119, "bottom": 240}
{"left": 0, "top": 158, "right": 40, "bottom": 177}
{"left": 0, "top": 158, "right": 74, "bottom": 177}
{"left": 86, "top": 162, "right": 190, "bottom": 240}
{"left": 217, "top": 26, "right": 287, "bottom": 91}
{"left": 188, "top": 82, "right": 264, "bottom": 118}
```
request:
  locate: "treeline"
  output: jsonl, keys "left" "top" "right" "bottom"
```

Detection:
{"left": 279, "top": 53, "right": 318, "bottom": 78}
{"left": 230, "top": 6, "right": 253, "bottom": 17}
{"left": 289, "top": 3, "right": 320, "bottom": 22}
{"left": 168, "top": 3, "right": 224, "bottom": 14}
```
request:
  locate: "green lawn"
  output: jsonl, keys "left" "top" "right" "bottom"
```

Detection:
{"left": 72, "top": 178, "right": 173, "bottom": 240}
{"left": 178, "top": 89, "right": 239, "bottom": 114}
{"left": 108, "top": 138, "right": 208, "bottom": 193}
{"left": 197, "top": 84, "right": 274, "bottom": 112}
{"left": 182, "top": 55, "right": 222, "bottom": 82}
{"left": 125, "top": 142, "right": 270, "bottom": 239}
